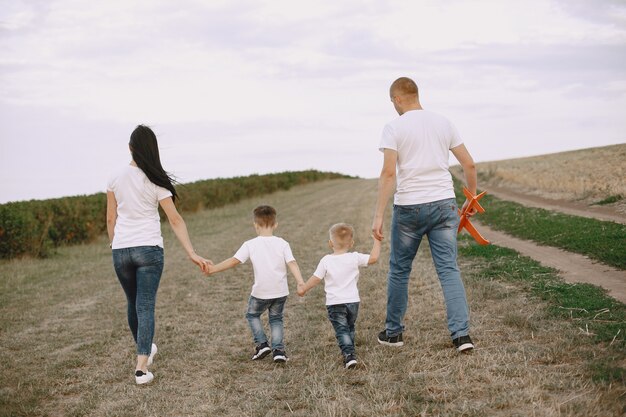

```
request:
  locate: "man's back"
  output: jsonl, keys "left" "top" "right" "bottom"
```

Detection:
{"left": 379, "top": 109, "right": 462, "bottom": 205}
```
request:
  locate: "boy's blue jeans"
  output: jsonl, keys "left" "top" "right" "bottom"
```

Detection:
{"left": 112, "top": 246, "right": 164, "bottom": 356}
{"left": 385, "top": 198, "right": 470, "bottom": 340}
{"left": 246, "top": 295, "right": 287, "bottom": 351}
{"left": 326, "top": 302, "right": 359, "bottom": 357}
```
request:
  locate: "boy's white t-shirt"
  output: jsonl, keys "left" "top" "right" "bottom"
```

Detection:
{"left": 379, "top": 109, "right": 463, "bottom": 205}
{"left": 313, "top": 252, "right": 370, "bottom": 305}
{"left": 234, "top": 236, "right": 296, "bottom": 299}
{"left": 107, "top": 165, "right": 172, "bottom": 249}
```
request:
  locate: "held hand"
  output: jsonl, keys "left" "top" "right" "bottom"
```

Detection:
{"left": 296, "top": 283, "right": 306, "bottom": 297}
{"left": 190, "top": 253, "right": 211, "bottom": 274}
{"left": 372, "top": 217, "right": 384, "bottom": 241}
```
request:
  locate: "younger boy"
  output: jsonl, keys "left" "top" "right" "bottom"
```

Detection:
{"left": 297, "top": 223, "right": 381, "bottom": 369}
{"left": 207, "top": 205, "right": 305, "bottom": 362}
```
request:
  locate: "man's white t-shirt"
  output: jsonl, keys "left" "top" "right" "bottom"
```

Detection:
{"left": 107, "top": 165, "right": 172, "bottom": 249}
{"left": 234, "top": 236, "right": 296, "bottom": 299}
{"left": 313, "top": 252, "right": 370, "bottom": 306}
{"left": 379, "top": 109, "right": 463, "bottom": 205}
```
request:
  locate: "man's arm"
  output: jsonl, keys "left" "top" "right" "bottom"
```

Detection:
{"left": 297, "top": 275, "right": 322, "bottom": 297}
{"left": 368, "top": 237, "right": 382, "bottom": 265}
{"left": 372, "top": 149, "right": 397, "bottom": 241}
{"left": 207, "top": 257, "right": 241, "bottom": 275}
{"left": 450, "top": 144, "right": 478, "bottom": 214}
{"left": 287, "top": 261, "right": 305, "bottom": 286}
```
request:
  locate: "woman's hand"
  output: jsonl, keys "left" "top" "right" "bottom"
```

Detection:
{"left": 189, "top": 253, "right": 213, "bottom": 273}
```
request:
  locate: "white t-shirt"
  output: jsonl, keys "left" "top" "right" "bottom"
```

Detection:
{"left": 379, "top": 109, "right": 463, "bottom": 205}
{"left": 313, "top": 252, "right": 370, "bottom": 305}
{"left": 234, "top": 236, "right": 296, "bottom": 299}
{"left": 107, "top": 165, "right": 172, "bottom": 249}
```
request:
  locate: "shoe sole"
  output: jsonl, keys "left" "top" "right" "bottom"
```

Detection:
{"left": 345, "top": 360, "right": 357, "bottom": 369}
{"left": 457, "top": 343, "right": 474, "bottom": 352}
{"left": 273, "top": 356, "right": 287, "bottom": 363}
{"left": 252, "top": 347, "right": 271, "bottom": 360}
{"left": 377, "top": 338, "right": 404, "bottom": 347}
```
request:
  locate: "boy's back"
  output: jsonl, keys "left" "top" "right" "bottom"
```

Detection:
{"left": 315, "top": 252, "right": 370, "bottom": 305}
{"left": 234, "top": 236, "right": 295, "bottom": 299}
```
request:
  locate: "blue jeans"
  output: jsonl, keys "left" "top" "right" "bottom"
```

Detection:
{"left": 386, "top": 198, "right": 470, "bottom": 340}
{"left": 112, "top": 246, "right": 164, "bottom": 356}
{"left": 246, "top": 295, "right": 287, "bottom": 351}
{"left": 327, "top": 303, "right": 359, "bottom": 357}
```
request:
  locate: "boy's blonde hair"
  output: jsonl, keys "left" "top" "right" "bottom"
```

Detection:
{"left": 329, "top": 223, "right": 354, "bottom": 249}
{"left": 253, "top": 205, "right": 277, "bottom": 227}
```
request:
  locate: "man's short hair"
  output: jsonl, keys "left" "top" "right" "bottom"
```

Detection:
{"left": 253, "top": 205, "right": 277, "bottom": 227}
{"left": 329, "top": 223, "right": 354, "bottom": 248}
{"left": 390, "top": 77, "right": 419, "bottom": 97}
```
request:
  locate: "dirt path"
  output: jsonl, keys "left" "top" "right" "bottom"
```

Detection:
{"left": 472, "top": 222, "right": 626, "bottom": 303}
{"left": 485, "top": 184, "right": 626, "bottom": 224}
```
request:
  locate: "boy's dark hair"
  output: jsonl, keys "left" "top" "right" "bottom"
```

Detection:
{"left": 253, "top": 205, "right": 277, "bottom": 227}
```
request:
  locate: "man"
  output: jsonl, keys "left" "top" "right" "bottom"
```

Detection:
{"left": 371, "top": 77, "right": 477, "bottom": 352}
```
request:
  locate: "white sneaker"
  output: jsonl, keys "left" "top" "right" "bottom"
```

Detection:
{"left": 147, "top": 343, "right": 157, "bottom": 366}
{"left": 135, "top": 370, "right": 154, "bottom": 385}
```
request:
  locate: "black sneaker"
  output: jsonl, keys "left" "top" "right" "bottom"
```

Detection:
{"left": 377, "top": 330, "right": 404, "bottom": 346}
{"left": 252, "top": 342, "right": 271, "bottom": 360}
{"left": 344, "top": 354, "right": 357, "bottom": 369}
{"left": 273, "top": 349, "right": 288, "bottom": 363}
{"left": 453, "top": 335, "right": 474, "bottom": 352}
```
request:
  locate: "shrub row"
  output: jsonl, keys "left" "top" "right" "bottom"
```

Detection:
{"left": 0, "top": 170, "right": 352, "bottom": 259}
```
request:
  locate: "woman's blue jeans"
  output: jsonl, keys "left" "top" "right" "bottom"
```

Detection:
{"left": 246, "top": 295, "right": 287, "bottom": 351}
{"left": 385, "top": 198, "right": 470, "bottom": 340}
{"left": 112, "top": 246, "right": 164, "bottom": 356}
{"left": 327, "top": 302, "right": 359, "bottom": 357}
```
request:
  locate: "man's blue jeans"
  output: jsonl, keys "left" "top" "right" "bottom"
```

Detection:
{"left": 385, "top": 198, "right": 470, "bottom": 340}
{"left": 246, "top": 295, "right": 287, "bottom": 351}
{"left": 326, "top": 302, "right": 359, "bottom": 357}
{"left": 112, "top": 246, "right": 164, "bottom": 356}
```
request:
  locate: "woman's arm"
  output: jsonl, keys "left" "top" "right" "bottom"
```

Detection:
{"left": 106, "top": 191, "right": 118, "bottom": 246}
{"left": 159, "top": 197, "right": 211, "bottom": 272}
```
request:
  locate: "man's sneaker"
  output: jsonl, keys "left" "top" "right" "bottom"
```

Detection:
{"left": 453, "top": 335, "right": 474, "bottom": 352}
{"left": 147, "top": 343, "right": 157, "bottom": 366}
{"left": 377, "top": 330, "right": 404, "bottom": 346}
{"left": 252, "top": 342, "right": 271, "bottom": 360}
{"left": 344, "top": 354, "right": 357, "bottom": 369}
{"left": 273, "top": 349, "right": 288, "bottom": 363}
{"left": 135, "top": 370, "right": 154, "bottom": 385}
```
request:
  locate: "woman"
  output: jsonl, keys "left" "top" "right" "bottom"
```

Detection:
{"left": 106, "top": 125, "right": 211, "bottom": 385}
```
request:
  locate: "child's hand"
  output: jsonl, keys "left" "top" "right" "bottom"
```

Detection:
{"left": 297, "top": 283, "right": 306, "bottom": 297}
{"left": 203, "top": 263, "right": 215, "bottom": 276}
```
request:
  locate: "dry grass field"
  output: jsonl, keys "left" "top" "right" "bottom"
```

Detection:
{"left": 452, "top": 143, "right": 626, "bottom": 211}
{"left": 1, "top": 179, "right": 624, "bottom": 416}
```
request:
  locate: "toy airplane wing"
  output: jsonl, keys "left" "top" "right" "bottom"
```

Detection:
{"left": 457, "top": 187, "right": 490, "bottom": 245}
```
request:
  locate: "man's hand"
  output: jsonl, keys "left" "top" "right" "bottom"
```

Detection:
{"left": 461, "top": 199, "right": 477, "bottom": 217}
{"left": 372, "top": 216, "right": 384, "bottom": 241}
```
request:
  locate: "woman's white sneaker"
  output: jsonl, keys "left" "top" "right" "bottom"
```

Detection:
{"left": 147, "top": 343, "right": 157, "bottom": 366}
{"left": 135, "top": 370, "right": 154, "bottom": 385}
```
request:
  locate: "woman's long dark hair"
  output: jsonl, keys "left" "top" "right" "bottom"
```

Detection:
{"left": 129, "top": 125, "right": 178, "bottom": 202}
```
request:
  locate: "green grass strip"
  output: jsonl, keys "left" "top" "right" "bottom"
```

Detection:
{"left": 458, "top": 236, "right": 625, "bottom": 352}
{"left": 453, "top": 178, "right": 626, "bottom": 269}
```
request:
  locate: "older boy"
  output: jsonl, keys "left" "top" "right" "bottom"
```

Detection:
{"left": 297, "top": 223, "right": 381, "bottom": 369}
{"left": 207, "top": 206, "right": 305, "bottom": 362}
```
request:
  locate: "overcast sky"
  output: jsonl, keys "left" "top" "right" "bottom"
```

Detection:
{"left": 1, "top": 0, "right": 625, "bottom": 203}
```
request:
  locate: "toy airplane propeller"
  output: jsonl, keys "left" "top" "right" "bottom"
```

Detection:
{"left": 458, "top": 187, "right": 490, "bottom": 245}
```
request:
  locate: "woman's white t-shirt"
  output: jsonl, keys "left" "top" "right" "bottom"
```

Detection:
{"left": 107, "top": 165, "right": 172, "bottom": 249}
{"left": 313, "top": 252, "right": 370, "bottom": 305}
{"left": 234, "top": 236, "right": 296, "bottom": 299}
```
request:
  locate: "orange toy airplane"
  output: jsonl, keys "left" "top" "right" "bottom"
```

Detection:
{"left": 458, "top": 187, "right": 490, "bottom": 245}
